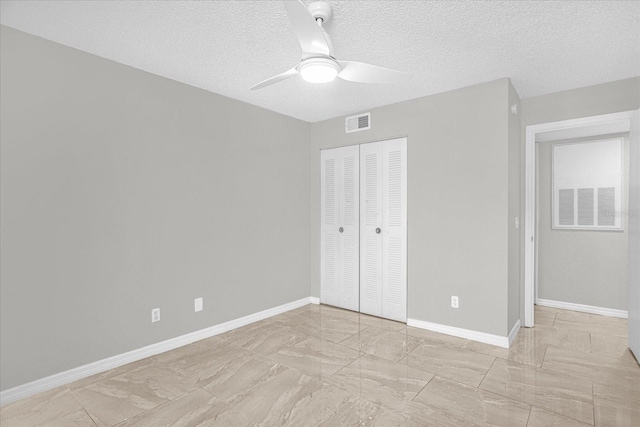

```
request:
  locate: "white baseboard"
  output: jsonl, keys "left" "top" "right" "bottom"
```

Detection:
{"left": 407, "top": 318, "right": 510, "bottom": 349}
{"left": 536, "top": 298, "right": 628, "bottom": 319}
{"left": 508, "top": 319, "right": 521, "bottom": 347}
{"left": 310, "top": 297, "right": 320, "bottom": 305}
{"left": 0, "top": 297, "right": 313, "bottom": 407}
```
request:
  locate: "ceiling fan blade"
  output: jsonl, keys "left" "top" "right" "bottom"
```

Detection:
{"left": 283, "top": 0, "right": 330, "bottom": 56}
{"left": 250, "top": 67, "right": 299, "bottom": 90}
{"left": 337, "top": 61, "right": 411, "bottom": 84}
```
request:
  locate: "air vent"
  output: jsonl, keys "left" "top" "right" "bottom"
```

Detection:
{"left": 345, "top": 112, "right": 371, "bottom": 133}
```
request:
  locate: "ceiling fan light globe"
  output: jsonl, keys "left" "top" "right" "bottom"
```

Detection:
{"left": 299, "top": 58, "right": 340, "bottom": 83}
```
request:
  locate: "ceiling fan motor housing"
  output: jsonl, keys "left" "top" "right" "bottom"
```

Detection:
{"left": 308, "top": 1, "right": 332, "bottom": 23}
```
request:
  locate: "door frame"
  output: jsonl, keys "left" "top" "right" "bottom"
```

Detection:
{"left": 524, "top": 110, "right": 637, "bottom": 327}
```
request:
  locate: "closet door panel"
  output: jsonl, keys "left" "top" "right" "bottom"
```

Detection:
{"left": 321, "top": 149, "right": 341, "bottom": 307}
{"left": 359, "top": 142, "right": 383, "bottom": 317}
{"left": 382, "top": 138, "right": 407, "bottom": 322}
{"left": 339, "top": 147, "right": 360, "bottom": 311}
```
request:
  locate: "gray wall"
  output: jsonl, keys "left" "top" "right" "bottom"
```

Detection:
{"left": 310, "top": 79, "right": 514, "bottom": 337}
{"left": 507, "top": 82, "right": 521, "bottom": 331}
{"left": 520, "top": 77, "right": 640, "bottom": 324}
{"left": 536, "top": 136, "right": 629, "bottom": 310}
{"left": 0, "top": 26, "right": 311, "bottom": 391}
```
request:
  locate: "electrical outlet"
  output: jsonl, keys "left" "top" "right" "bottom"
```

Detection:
{"left": 451, "top": 296, "right": 459, "bottom": 309}
{"left": 151, "top": 308, "right": 160, "bottom": 322}
{"left": 194, "top": 297, "right": 203, "bottom": 312}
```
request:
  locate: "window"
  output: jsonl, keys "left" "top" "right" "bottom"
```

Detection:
{"left": 552, "top": 138, "right": 623, "bottom": 230}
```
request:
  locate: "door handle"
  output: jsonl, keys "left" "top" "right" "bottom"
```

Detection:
{"left": 376, "top": 227, "right": 381, "bottom": 234}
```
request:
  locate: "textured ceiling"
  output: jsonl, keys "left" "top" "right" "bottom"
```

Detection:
{"left": 1, "top": 1, "right": 638, "bottom": 122}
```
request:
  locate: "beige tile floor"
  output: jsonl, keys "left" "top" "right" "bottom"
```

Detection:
{"left": 1, "top": 304, "right": 639, "bottom": 426}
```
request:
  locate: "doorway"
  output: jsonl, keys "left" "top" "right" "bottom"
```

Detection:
{"left": 524, "top": 110, "right": 638, "bottom": 327}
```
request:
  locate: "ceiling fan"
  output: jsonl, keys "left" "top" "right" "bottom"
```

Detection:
{"left": 250, "top": 0, "right": 411, "bottom": 90}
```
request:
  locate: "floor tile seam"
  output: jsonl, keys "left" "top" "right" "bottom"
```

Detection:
{"left": 287, "top": 324, "right": 324, "bottom": 340}
{"left": 524, "top": 405, "right": 533, "bottom": 427}
{"left": 68, "top": 388, "right": 108, "bottom": 427}
{"left": 332, "top": 334, "right": 424, "bottom": 364}
{"left": 66, "top": 387, "right": 100, "bottom": 427}
{"left": 409, "top": 373, "right": 435, "bottom": 403}
{"left": 328, "top": 353, "right": 365, "bottom": 377}
{"left": 591, "top": 382, "right": 596, "bottom": 427}
{"left": 422, "top": 373, "right": 533, "bottom": 410}
{"left": 478, "top": 355, "right": 498, "bottom": 387}
{"left": 332, "top": 339, "right": 362, "bottom": 355}
{"left": 451, "top": 343, "right": 530, "bottom": 367}
{"left": 493, "top": 355, "right": 596, "bottom": 400}
{"left": 226, "top": 331, "right": 306, "bottom": 359}
{"left": 323, "top": 353, "right": 436, "bottom": 413}
{"left": 332, "top": 326, "right": 368, "bottom": 347}
{"left": 542, "top": 350, "right": 640, "bottom": 379}
{"left": 368, "top": 323, "right": 407, "bottom": 334}
{"left": 400, "top": 340, "right": 496, "bottom": 387}
{"left": 592, "top": 383, "right": 640, "bottom": 404}
{"left": 308, "top": 382, "right": 366, "bottom": 427}
{"left": 262, "top": 352, "right": 343, "bottom": 384}
{"left": 118, "top": 388, "right": 210, "bottom": 427}
{"left": 358, "top": 324, "right": 398, "bottom": 337}
{"left": 539, "top": 364, "right": 636, "bottom": 397}
{"left": 476, "top": 381, "right": 595, "bottom": 425}
{"left": 477, "top": 374, "right": 595, "bottom": 424}
{"left": 382, "top": 327, "right": 419, "bottom": 341}
{"left": 359, "top": 351, "right": 435, "bottom": 375}
{"left": 396, "top": 352, "right": 409, "bottom": 366}
{"left": 82, "top": 407, "right": 100, "bottom": 427}
{"left": 396, "top": 354, "right": 465, "bottom": 384}
{"left": 296, "top": 327, "right": 367, "bottom": 348}
{"left": 414, "top": 336, "right": 468, "bottom": 350}
{"left": 356, "top": 393, "right": 412, "bottom": 418}
{"left": 170, "top": 348, "right": 251, "bottom": 381}
{"left": 322, "top": 378, "right": 410, "bottom": 416}
{"left": 540, "top": 343, "right": 550, "bottom": 367}
{"left": 402, "top": 362, "right": 486, "bottom": 389}
{"left": 308, "top": 311, "right": 362, "bottom": 325}
{"left": 553, "top": 323, "right": 628, "bottom": 338}
{"left": 69, "top": 359, "right": 156, "bottom": 392}
{"left": 399, "top": 337, "right": 427, "bottom": 359}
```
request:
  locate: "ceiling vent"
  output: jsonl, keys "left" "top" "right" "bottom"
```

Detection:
{"left": 345, "top": 113, "right": 371, "bottom": 133}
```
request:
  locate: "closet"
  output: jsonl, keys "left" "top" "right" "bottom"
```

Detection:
{"left": 320, "top": 137, "right": 407, "bottom": 322}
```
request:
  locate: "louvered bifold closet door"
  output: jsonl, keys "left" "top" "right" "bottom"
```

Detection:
{"left": 382, "top": 138, "right": 407, "bottom": 322}
{"left": 359, "top": 142, "right": 384, "bottom": 317}
{"left": 339, "top": 146, "right": 360, "bottom": 311}
{"left": 321, "top": 149, "right": 341, "bottom": 307}
{"left": 321, "top": 146, "right": 360, "bottom": 311}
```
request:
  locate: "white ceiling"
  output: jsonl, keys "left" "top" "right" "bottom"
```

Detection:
{"left": 1, "top": 1, "right": 638, "bottom": 123}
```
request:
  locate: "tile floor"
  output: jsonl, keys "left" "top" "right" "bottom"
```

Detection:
{"left": 1, "top": 304, "right": 638, "bottom": 426}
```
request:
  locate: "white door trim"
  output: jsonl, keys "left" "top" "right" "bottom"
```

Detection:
{"left": 524, "top": 110, "right": 636, "bottom": 327}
